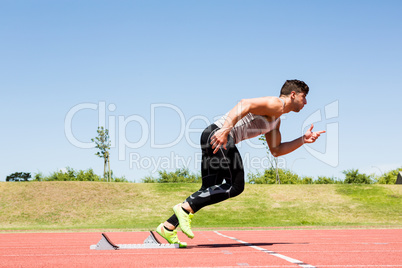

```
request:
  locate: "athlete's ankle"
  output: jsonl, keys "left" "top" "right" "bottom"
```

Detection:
{"left": 163, "top": 222, "right": 176, "bottom": 231}
{"left": 181, "top": 202, "right": 195, "bottom": 214}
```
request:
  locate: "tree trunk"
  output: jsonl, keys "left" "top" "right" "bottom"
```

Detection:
{"left": 103, "top": 157, "right": 107, "bottom": 181}
{"left": 275, "top": 158, "right": 281, "bottom": 184}
{"left": 108, "top": 155, "right": 111, "bottom": 182}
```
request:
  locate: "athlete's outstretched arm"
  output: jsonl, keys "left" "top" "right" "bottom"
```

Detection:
{"left": 266, "top": 123, "right": 325, "bottom": 157}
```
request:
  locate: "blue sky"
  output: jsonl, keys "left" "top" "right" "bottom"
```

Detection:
{"left": 1, "top": 0, "right": 401, "bottom": 182}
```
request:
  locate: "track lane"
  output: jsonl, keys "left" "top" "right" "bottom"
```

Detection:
{"left": 0, "top": 229, "right": 401, "bottom": 267}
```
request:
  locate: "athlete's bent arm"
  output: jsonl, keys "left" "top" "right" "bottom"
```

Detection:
{"left": 211, "top": 97, "right": 283, "bottom": 154}
{"left": 266, "top": 123, "right": 326, "bottom": 157}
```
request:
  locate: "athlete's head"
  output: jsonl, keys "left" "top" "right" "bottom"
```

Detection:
{"left": 280, "top": 79, "right": 309, "bottom": 97}
{"left": 280, "top": 79, "right": 309, "bottom": 112}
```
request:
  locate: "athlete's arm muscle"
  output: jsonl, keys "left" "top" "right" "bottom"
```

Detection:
{"left": 266, "top": 122, "right": 326, "bottom": 157}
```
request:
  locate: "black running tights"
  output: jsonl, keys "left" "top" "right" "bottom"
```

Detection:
{"left": 166, "top": 124, "right": 245, "bottom": 227}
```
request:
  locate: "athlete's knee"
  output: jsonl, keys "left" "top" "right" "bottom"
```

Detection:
{"left": 229, "top": 179, "right": 245, "bottom": 198}
{"left": 230, "top": 183, "right": 244, "bottom": 198}
{"left": 229, "top": 170, "right": 245, "bottom": 198}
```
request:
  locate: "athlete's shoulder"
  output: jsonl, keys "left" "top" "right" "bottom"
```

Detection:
{"left": 245, "top": 96, "right": 283, "bottom": 117}
{"left": 264, "top": 96, "right": 283, "bottom": 106}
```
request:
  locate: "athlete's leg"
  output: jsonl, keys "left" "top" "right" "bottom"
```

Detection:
{"left": 186, "top": 138, "right": 244, "bottom": 212}
{"left": 164, "top": 124, "right": 245, "bottom": 229}
{"left": 182, "top": 123, "right": 245, "bottom": 212}
{"left": 164, "top": 124, "right": 223, "bottom": 229}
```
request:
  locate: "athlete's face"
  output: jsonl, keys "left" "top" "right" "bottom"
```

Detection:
{"left": 293, "top": 92, "right": 307, "bottom": 112}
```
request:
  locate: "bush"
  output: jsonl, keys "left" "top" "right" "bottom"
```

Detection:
{"left": 6, "top": 172, "right": 31, "bottom": 182}
{"left": 248, "top": 169, "right": 345, "bottom": 184}
{"left": 142, "top": 176, "right": 157, "bottom": 183}
{"left": 140, "top": 167, "right": 402, "bottom": 184}
{"left": 142, "top": 168, "right": 201, "bottom": 183}
{"left": 75, "top": 169, "right": 100, "bottom": 181}
{"left": 34, "top": 167, "right": 128, "bottom": 182}
{"left": 302, "top": 176, "right": 314, "bottom": 184}
{"left": 35, "top": 167, "right": 100, "bottom": 181}
{"left": 111, "top": 176, "right": 128, "bottom": 182}
{"left": 376, "top": 167, "right": 402, "bottom": 184}
{"left": 248, "top": 168, "right": 306, "bottom": 184}
{"left": 343, "top": 169, "right": 374, "bottom": 184}
{"left": 315, "top": 176, "right": 342, "bottom": 184}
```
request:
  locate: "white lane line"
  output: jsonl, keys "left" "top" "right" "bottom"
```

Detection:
{"left": 214, "top": 231, "right": 316, "bottom": 268}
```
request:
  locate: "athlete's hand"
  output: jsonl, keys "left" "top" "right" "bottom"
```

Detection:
{"left": 210, "top": 128, "right": 230, "bottom": 154}
{"left": 303, "top": 124, "right": 326, "bottom": 143}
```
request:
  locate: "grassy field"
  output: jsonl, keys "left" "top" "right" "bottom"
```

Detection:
{"left": 0, "top": 182, "right": 401, "bottom": 231}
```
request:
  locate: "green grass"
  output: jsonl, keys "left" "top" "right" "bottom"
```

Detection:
{"left": 0, "top": 182, "right": 401, "bottom": 231}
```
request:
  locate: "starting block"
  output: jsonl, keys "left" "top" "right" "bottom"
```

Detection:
{"left": 90, "top": 231, "right": 179, "bottom": 250}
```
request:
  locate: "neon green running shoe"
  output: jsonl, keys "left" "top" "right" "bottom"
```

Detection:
{"left": 156, "top": 223, "right": 187, "bottom": 248}
{"left": 173, "top": 203, "right": 194, "bottom": 239}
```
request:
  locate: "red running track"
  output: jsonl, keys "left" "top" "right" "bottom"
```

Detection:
{"left": 0, "top": 229, "right": 401, "bottom": 267}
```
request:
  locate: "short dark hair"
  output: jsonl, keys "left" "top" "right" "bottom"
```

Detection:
{"left": 280, "top": 80, "right": 309, "bottom": 96}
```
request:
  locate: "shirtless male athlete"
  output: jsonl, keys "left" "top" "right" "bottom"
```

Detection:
{"left": 156, "top": 79, "right": 325, "bottom": 247}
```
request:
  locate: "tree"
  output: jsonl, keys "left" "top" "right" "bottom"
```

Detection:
{"left": 259, "top": 135, "right": 281, "bottom": 184}
{"left": 6, "top": 172, "right": 31, "bottom": 182}
{"left": 91, "top": 126, "right": 111, "bottom": 182}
